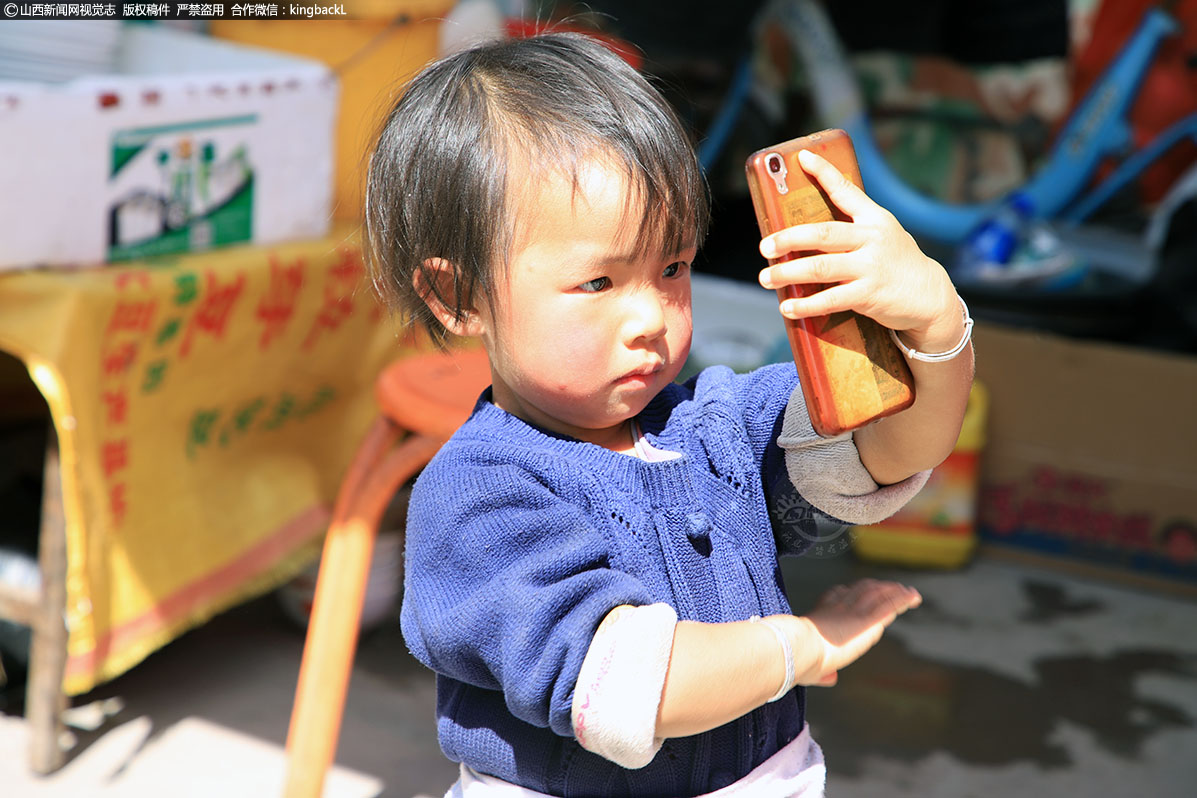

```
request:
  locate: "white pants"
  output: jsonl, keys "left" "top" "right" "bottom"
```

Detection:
{"left": 444, "top": 724, "right": 825, "bottom": 798}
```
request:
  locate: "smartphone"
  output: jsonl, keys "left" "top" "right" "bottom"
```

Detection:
{"left": 745, "top": 128, "right": 915, "bottom": 437}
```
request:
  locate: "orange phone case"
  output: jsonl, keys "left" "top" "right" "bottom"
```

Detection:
{"left": 745, "top": 128, "right": 915, "bottom": 437}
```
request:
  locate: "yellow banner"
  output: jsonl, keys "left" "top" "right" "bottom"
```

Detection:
{"left": 0, "top": 228, "right": 408, "bottom": 694}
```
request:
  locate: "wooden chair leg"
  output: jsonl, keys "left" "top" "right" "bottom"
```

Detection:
{"left": 282, "top": 423, "right": 442, "bottom": 798}
{"left": 27, "top": 427, "right": 69, "bottom": 774}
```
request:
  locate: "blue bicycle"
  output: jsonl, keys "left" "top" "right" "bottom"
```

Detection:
{"left": 699, "top": 0, "right": 1197, "bottom": 247}
{"left": 693, "top": 0, "right": 1197, "bottom": 344}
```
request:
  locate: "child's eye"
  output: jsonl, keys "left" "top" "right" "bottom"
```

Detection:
{"left": 578, "top": 276, "right": 611, "bottom": 293}
{"left": 663, "top": 261, "right": 689, "bottom": 278}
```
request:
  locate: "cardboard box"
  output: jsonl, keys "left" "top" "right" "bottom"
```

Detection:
{"left": 974, "top": 323, "right": 1197, "bottom": 584}
{"left": 212, "top": 0, "right": 454, "bottom": 221}
{"left": 0, "top": 25, "right": 337, "bottom": 269}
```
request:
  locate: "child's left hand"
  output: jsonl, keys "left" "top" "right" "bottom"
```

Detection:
{"left": 757, "top": 148, "right": 963, "bottom": 354}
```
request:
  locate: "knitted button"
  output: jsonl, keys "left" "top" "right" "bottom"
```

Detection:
{"left": 685, "top": 512, "right": 713, "bottom": 557}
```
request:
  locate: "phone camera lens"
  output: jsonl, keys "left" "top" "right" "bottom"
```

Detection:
{"left": 767, "top": 155, "right": 782, "bottom": 174}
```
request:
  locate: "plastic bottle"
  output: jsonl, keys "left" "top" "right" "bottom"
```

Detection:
{"left": 957, "top": 191, "right": 1089, "bottom": 290}
{"left": 956, "top": 192, "right": 1034, "bottom": 280}
{"left": 851, "top": 382, "right": 989, "bottom": 569}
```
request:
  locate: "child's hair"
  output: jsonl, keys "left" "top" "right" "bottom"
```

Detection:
{"left": 364, "top": 32, "right": 710, "bottom": 344}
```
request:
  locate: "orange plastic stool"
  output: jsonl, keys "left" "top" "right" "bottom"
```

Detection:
{"left": 283, "top": 346, "right": 490, "bottom": 798}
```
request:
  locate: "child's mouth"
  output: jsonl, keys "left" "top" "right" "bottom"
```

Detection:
{"left": 616, "top": 362, "right": 664, "bottom": 386}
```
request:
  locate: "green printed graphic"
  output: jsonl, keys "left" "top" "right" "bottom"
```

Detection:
{"left": 108, "top": 117, "right": 257, "bottom": 263}
{"left": 220, "top": 398, "right": 267, "bottom": 447}
{"left": 186, "top": 386, "right": 339, "bottom": 459}
{"left": 187, "top": 409, "right": 220, "bottom": 459}
{"left": 174, "top": 273, "right": 198, "bottom": 306}
{"left": 262, "top": 393, "right": 296, "bottom": 431}
{"left": 142, "top": 361, "right": 167, "bottom": 394}
{"left": 112, "top": 141, "right": 148, "bottom": 179}
{"left": 297, "top": 386, "right": 336, "bottom": 419}
{"left": 156, "top": 319, "right": 182, "bottom": 346}
{"left": 233, "top": 398, "right": 267, "bottom": 434}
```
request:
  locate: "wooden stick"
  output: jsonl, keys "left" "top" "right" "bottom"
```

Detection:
{"left": 282, "top": 426, "right": 441, "bottom": 798}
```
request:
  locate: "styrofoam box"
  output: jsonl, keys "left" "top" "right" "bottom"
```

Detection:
{"left": 688, "top": 272, "right": 787, "bottom": 373}
{"left": 0, "top": 25, "right": 338, "bottom": 269}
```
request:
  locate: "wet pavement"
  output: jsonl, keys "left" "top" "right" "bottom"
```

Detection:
{"left": 784, "top": 552, "right": 1197, "bottom": 798}
{"left": 1, "top": 546, "right": 1195, "bottom": 797}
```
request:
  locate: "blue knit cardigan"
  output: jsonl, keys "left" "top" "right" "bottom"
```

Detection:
{"left": 401, "top": 363, "right": 845, "bottom": 797}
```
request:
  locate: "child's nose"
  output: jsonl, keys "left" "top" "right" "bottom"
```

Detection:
{"left": 624, "top": 290, "right": 667, "bottom": 343}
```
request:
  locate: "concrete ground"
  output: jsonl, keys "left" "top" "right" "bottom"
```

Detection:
{"left": 1, "top": 545, "right": 1195, "bottom": 798}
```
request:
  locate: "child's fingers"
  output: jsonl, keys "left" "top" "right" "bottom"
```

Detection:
{"left": 811, "top": 580, "right": 921, "bottom": 624}
{"left": 856, "top": 582, "right": 922, "bottom": 621}
{"left": 777, "top": 282, "right": 864, "bottom": 320}
{"left": 759, "top": 252, "right": 860, "bottom": 291}
{"left": 814, "top": 583, "right": 852, "bottom": 610}
{"left": 759, "top": 221, "right": 863, "bottom": 259}
{"left": 827, "top": 579, "right": 918, "bottom": 615}
{"left": 801, "top": 581, "right": 922, "bottom": 683}
{"left": 797, "top": 149, "right": 876, "bottom": 219}
{"left": 905, "top": 586, "right": 923, "bottom": 608}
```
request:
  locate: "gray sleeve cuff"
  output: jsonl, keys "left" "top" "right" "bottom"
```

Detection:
{"left": 777, "top": 386, "right": 930, "bottom": 525}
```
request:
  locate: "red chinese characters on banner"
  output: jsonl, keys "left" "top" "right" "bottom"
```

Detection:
{"left": 108, "top": 483, "right": 128, "bottom": 526}
{"left": 101, "top": 440, "right": 129, "bottom": 481}
{"left": 93, "top": 244, "right": 375, "bottom": 526}
{"left": 106, "top": 298, "right": 157, "bottom": 337}
{"left": 102, "top": 341, "right": 139, "bottom": 378}
{"left": 256, "top": 255, "right": 305, "bottom": 350}
{"left": 102, "top": 390, "right": 128, "bottom": 425}
{"left": 179, "top": 270, "right": 247, "bottom": 358}
{"left": 113, "top": 270, "right": 152, "bottom": 292}
{"left": 100, "top": 275, "right": 160, "bottom": 528}
{"left": 303, "top": 249, "right": 365, "bottom": 351}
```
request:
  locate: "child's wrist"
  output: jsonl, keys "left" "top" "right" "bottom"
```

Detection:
{"left": 893, "top": 290, "right": 969, "bottom": 357}
{"left": 790, "top": 615, "right": 831, "bottom": 686}
{"left": 749, "top": 615, "right": 794, "bottom": 702}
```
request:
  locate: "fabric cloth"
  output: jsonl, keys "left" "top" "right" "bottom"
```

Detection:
{"left": 0, "top": 226, "right": 395, "bottom": 695}
{"left": 631, "top": 417, "right": 683, "bottom": 462}
{"left": 778, "top": 396, "right": 931, "bottom": 525}
{"left": 445, "top": 723, "right": 825, "bottom": 798}
{"left": 570, "top": 602, "right": 678, "bottom": 768}
{"left": 402, "top": 362, "right": 925, "bottom": 797}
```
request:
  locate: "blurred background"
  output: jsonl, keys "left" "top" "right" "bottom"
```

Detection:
{"left": 0, "top": 1, "right": 1194, "bottom": 796}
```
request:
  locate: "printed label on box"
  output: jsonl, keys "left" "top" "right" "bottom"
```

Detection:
{"left": 108, "top": 115, "right": 258, "bottom": 261}
{"left": 979, "top": 465, "right": 1197, "bottom": 582}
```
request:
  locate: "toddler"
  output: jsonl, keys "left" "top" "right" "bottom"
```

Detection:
{"left": 365, "top": 31, "right": 973, "bottom": 798}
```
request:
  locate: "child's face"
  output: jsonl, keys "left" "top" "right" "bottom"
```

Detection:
{"left": 479, "top": 154, "right": 696, "bottom": 451}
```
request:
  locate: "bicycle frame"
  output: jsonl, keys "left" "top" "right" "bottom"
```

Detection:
{"left": 771, "top": 0, "right": 1182, "bottom": 243}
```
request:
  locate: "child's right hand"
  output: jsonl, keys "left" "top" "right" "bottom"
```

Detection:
{"left": 795, "top": 578, "right": 922, "bottom": 687}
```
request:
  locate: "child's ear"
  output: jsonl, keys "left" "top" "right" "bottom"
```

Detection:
{"left": 413, "top": 257, "right": 486, "bottom": 338}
